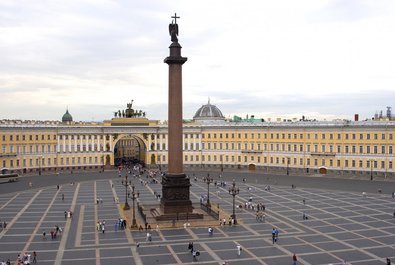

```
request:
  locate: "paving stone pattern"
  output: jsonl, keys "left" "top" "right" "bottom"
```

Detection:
{"left": 0, "top": 175, "right": 395, "bottom": 265}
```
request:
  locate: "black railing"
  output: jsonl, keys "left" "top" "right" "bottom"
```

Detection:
{"left": 200, "top": 202, "right": 220, "bottom": 220}
{"left": 137, "top": 202, "right": 147, "bottom": 223}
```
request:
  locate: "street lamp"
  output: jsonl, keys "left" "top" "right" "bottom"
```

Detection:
{"left": 204, "top": 173, "right": 213, "bottom": 207}
{"left": 129, "top": 184, "right": 137, "bottom": 227}
{"left": 370, "top": 159, "right": 374, "bottom": 181}
{"left": 220, "top": 155, "right": 224, "bottom": 172}
{"left": 228, "top": 180, "right": 240, "bottom": 225}
{"left": 39, "top": 155, "right": 43, "bottom": 175}
{"left": 121, "top": 173, "right": 131, "bottom": 210}
{"left": 286, "top": 157, "right": 290, "bottom": 176}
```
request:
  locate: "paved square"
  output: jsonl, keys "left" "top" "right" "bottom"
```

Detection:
{"left": 1, "top": 172, "right": 395, "bottom": 265}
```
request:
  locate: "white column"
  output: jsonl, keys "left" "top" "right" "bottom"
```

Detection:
{"left": 62, "top": 136, "right": 66, "bottom": 153}
{"left": 68, "top": 136, "right": 72, "bottom": 153}
{"left": 160, "top": 134, "right": 163, "bottom": 151}
{"left": 182, "top": 134, "right": 185, "bottom": 151}
{"left": 97, "top": 135, "right": 100, "bottom": 152}
{"left": 57, "top": 137, "right": 61, "bottom": 153}
{"left": 165, "top": 134, "right": 168, "bottom": 150}
{"left": 103, "top": 136, "right": 106, "bottom": 152}
{"left": 193, "top": 134, "right": 196, "bottom": 150}
{"left": 110, "top": 135, "right": 113, "bottom": 152}
{"left": 85, "top": 135, "right": 89, "bottom": 152}
{"left": 154, "top": 134, "right": 157, "bottom": 150}
{"left": 74, "top": 137, "right": 77, "bottom": 152}
{"left": 148, "top": 134, "right": 151, "bottom": 151}
{"left": 80, "top": 135, "right": 83, "bottom": 152}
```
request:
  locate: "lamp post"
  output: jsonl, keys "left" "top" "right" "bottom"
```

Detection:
{"left": 286, "top": 157, "right": 290, "bottom": 176}
{"left": 129, "top": 184, "right": 137, "bottom": 227}
{"left": 370, "top": 159, "right": 374, "bottom": 181}
{"left": 228, "top": 180, "right": 240, "bottom": 225}
{"left": 220, "top": 154, "right": 224, "bottom": 172}
{"left": 205, "top": 173, "right": 213, "bottom": 207}
{"left": 39, "top": 155, "right": 43, "bottom": 175}
{"left": 121, "top": 173, "right": 131, "bottom": 210}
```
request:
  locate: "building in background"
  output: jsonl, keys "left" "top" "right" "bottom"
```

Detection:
{"left": 0, "top": 102, "right": 394, "bottom": 179}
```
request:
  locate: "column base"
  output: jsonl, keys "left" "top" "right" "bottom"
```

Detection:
{"left": 161, "top": 173, "right": 193, "bottom": 214}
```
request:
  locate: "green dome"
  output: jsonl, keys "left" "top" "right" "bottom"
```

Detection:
{"left": 62, "top": 109, "right": 73, "bottom": 123}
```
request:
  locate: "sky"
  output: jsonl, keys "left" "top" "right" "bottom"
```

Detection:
{"left": 0, "top": 0, "right": 394, "bottom": 122}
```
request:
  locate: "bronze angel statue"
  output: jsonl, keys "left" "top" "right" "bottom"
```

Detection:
{"left": 169, "top": 20, "right": 178, "bottom": 42}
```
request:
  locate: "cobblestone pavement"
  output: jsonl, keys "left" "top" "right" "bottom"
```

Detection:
{"left": 1, "top": 172, "right": 395, "bottom": 265}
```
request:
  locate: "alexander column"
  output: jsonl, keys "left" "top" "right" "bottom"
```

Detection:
{"left": 161, "top": 13, "right": 193, "bottom": 214}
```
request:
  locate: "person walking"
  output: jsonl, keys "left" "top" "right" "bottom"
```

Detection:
{"left": 32, "top": 251, "right": 37, "bottom": 263}
{"left": 292, "top": 253, "right": 297, "bottom": 265}
{"left": 387, "top": 258, "right": 391, "bottom": 265}
{"left": 272, "top": 228, "right": 276, "bottom": 244}
{"left": 236, "top": 244, "right": 242, "bottom": 256}
{"left": 188, "top": 242, "right": 194, "bottom": 253}
{"left": 208, "top": 227, "right": 213, "bottom": 236}
{"left": 274, "top": 228, "right": 279, "bottom": 242}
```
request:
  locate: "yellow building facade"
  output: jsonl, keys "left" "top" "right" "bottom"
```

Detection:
{"left": 0, "top": 103, "right": 394, "bottom": 178}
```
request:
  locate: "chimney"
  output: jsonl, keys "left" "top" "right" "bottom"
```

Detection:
{"left": 354, "top": 114, "right": 359, "bottom": 122}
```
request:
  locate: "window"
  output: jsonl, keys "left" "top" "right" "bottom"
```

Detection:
{"left": 390, "top": 146, "right": 393, "bottom": 154}
{"left": 382, "top": 134, "right": 386, "bottom": 140}
{"left": 367, "top": 146, "right": 370, "bottom": 154}
{"left": 359, "top": 146, "right": 363, "bottom": 153}
{"left": 322, "top": 134, "right": 325, "bottom": 139}
{"left": 382, "top": 145, "right": 386, "bottom": 154}
{"left": 367, "top": 134, "right": 370, "bottom": 140}
{"left": 352, "top": 134, "right": 356, "bottom": 140}
{"left": 360, "top": 134, "right": 363, "bottom": 140}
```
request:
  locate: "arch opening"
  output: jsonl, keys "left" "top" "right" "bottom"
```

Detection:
{"left": 113, "top": 135, "right": 146, "bottom": 167}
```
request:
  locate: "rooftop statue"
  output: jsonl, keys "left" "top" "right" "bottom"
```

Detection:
{"left": 114, "top": 100, "right": 146, "bottom": 118}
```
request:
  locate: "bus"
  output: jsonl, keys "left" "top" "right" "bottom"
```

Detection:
{"left": 0, "top": 168, "right": 19, "bottom": 182}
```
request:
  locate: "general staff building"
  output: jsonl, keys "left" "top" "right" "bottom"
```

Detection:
{"left": 1, "top": 102, "right": 394, "bottom": 179}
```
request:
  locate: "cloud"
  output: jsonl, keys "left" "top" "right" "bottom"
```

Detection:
{"left": 0, "top": 0, "right": 394, "bottom": 122}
